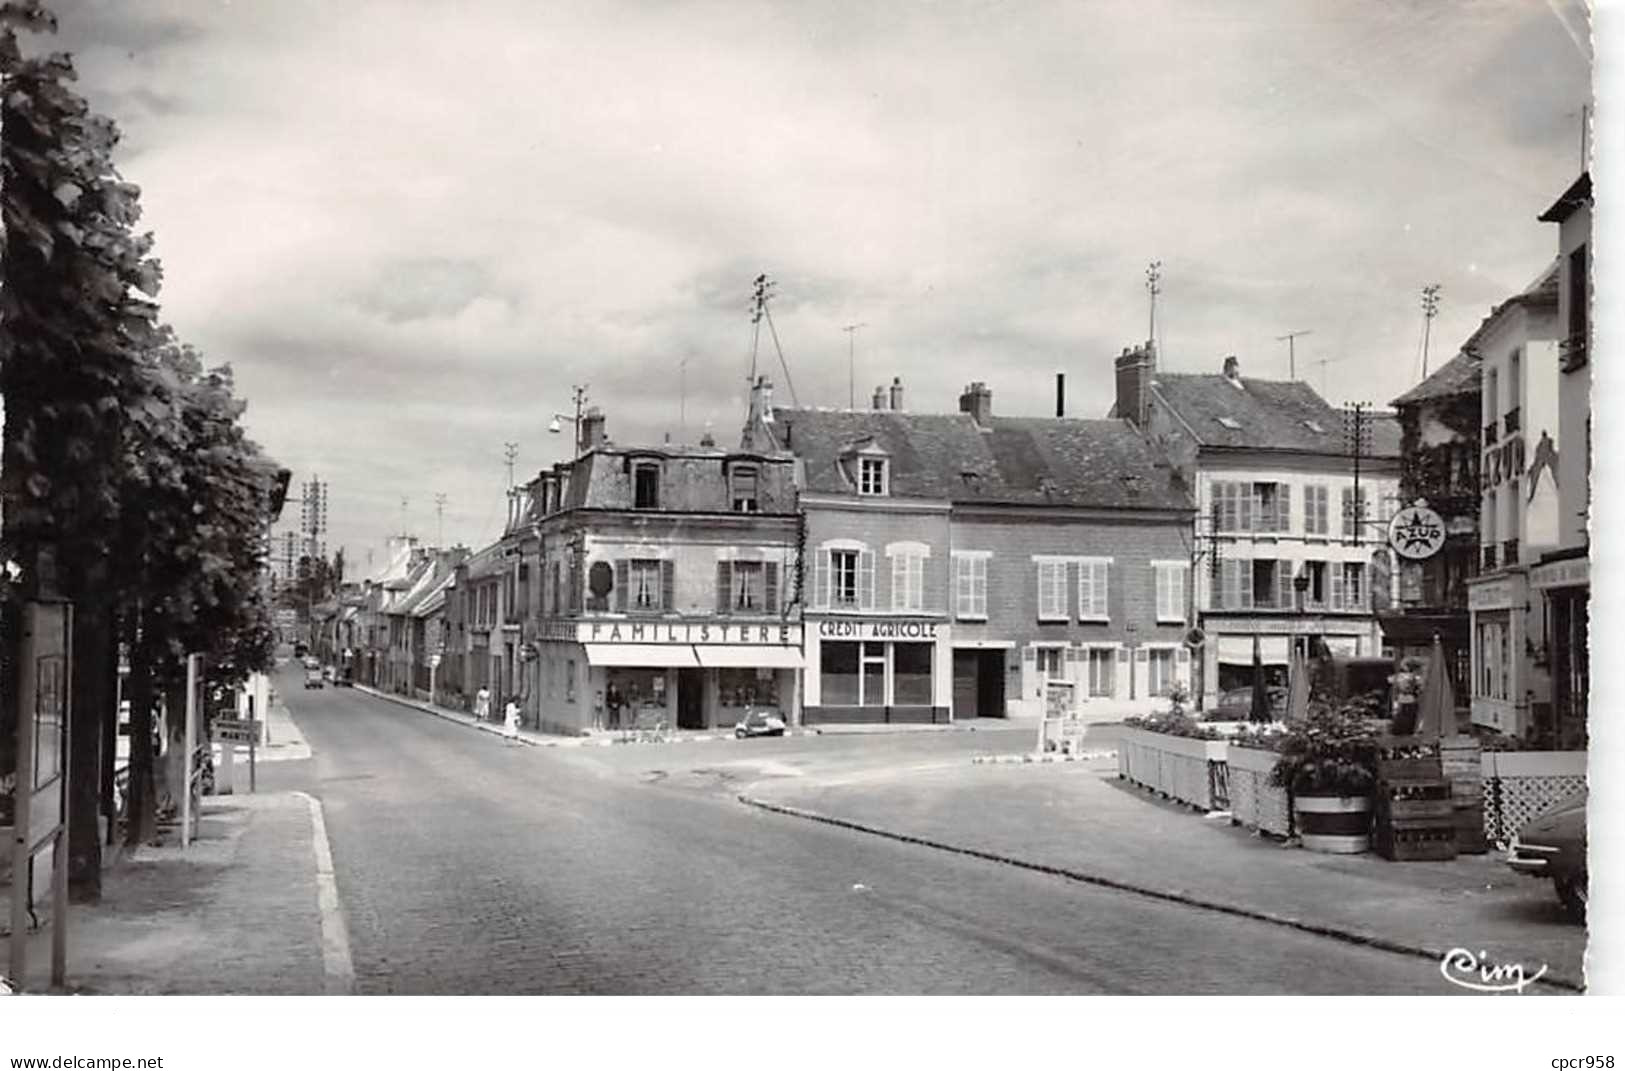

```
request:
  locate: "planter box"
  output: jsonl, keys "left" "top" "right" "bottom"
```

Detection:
{"left": 1117, "top": 727, "right": 1229, "bottom": 811}
{"left": 1226, "top": 745, "right": 1293, "bottom": 837}
{"left": 1296, "top": 795, "right": 1372, "bottom": 854}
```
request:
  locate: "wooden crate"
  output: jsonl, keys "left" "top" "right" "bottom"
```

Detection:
{"left": 1375, "top": 817, "right": 1459, "bottom": 861}
{"left": 1376, "top": 778, "right": 1454, "bottom": 821}
{"left": 1378, "top": 757, "right": 1443, "bottom": 781}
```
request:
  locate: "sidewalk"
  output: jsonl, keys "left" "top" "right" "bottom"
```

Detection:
{"left": 740, "top": 757, "right": 1587, "bottom": 991}
{"left": 11, "top": 792, "right": 343, "bottom": 994}
{"left": 209, "top": 689, "right": 310, "bottom": 764}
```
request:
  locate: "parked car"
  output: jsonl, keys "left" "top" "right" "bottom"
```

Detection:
{"left": 734, "top": 709, "right": 787, "bottom": 739}
{"left": 322, "top": 665, "right": 335, "bottom": 682}
{"left": 1506, "top": 789, "right": 1587, "bottom": 922}
{"left": 334, "top": 665, "right": 354, "bottom": 687}
{"left": 303, "top": 655, "right": 320, "bottom": 670}
{"left": 1207, "top": 685, "right": 1287, "bottom": 720}
{"left": 304, "top": 666, "right": 324, "bottom": 690}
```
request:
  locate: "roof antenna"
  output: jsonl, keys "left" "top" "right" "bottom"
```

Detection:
{"left": 1145, "top": 260, "right": 1163, "bottom": 356}
{"left": 748, "top": 273, "right": 800, "bottom": 407}
{"left": 842, "top": 323, "right": 866, "bottom": 409}
{"left": 1418, "top": 284, "right": 1442, "bottom": 381}
{"left": 1275, "top": 329, "right": 1312, "bottom": 380}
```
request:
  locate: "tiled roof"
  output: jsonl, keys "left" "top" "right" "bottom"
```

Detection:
{"left": 1150, "top": 373, "right": 1400, "bottom": 459}
{"left": 1391, "top": 350, "right": 1482, "bottom": 407}
{"left": 770, "top": 407, "right": 1189, "bottom": 511}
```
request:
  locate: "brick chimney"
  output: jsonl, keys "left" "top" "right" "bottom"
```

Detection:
{"left": 579, "top": 406, "right": 606, "bottom": 450}
{"left": 1114, "top": 340, "right": 1156, "bottom": 429}
{"left": 1222, "top": 355, "right": 1243, "bottom": 387}
{"left": 888, "top": 376, "right": 904, "bottom": 412}
{"left": 959, "top": 382, "right": 993, "bottom": 427}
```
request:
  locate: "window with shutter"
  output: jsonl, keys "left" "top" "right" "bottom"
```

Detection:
{"left": 716, "top": 561, "right": 733, "bottom": 614}
{"left": 764, "top": 562, "right": 779, "bottom": 612}
{"left": 1330, "top": 561, "right": 1345, "bottom": 609}
{"left": 1277, "top": 484, "right": 1292, "bottom": 533}
{"left": 1275, "top": 560, "right": 1291, "bottom": 610}
{"left": 660, "top": 560, "right": 675, "bottom": 611}
{"left": 1075, "top": 559, "right": 1108, "bottom": 619}
{"left": 1037, "top": 561, "right": 1067, "bottom": 620}
{"left": 858, "top": 548, "right": 876, "bottom": 610}
{"left": 614, "top": 559, "right": 629, "bottom": 612}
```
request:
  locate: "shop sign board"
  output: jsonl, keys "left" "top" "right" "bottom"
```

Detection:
{"left": 213, "top": 719, "right": 263, "bottom": 745}
{"left": 1530, "top": 557, "right": 1589, "bottom": 590}
{"left": 578, "top": 619, "right": 802, "bottom": 646}
{"left": 816, "top": 618, "right": 940, "bottom": 641}
{"left": 1387, "top": 504, "right": 1446, "bottom": 561}
{"left": 1468, "top": 577, "right": 1516, "bottom": 612}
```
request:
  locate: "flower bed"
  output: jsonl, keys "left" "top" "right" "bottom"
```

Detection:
{"left": 1117, "top": 726, "right": 1229, "bottom": 812}
{"left": 1226, "top": 744, "right": 1293, "bottom": 837}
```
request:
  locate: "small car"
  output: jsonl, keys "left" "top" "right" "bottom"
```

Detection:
{"left": 1506, "top": 789, "right": 1587, "bottom": 923}
{"left": 304, "top": 666, "right": 324, "bottom": 689}
{"left": 334, "top": 666, "right": 354, "bottom": 687}
{"left": 303, "top": 656, "right": 320, "bottom": 670}
{"left": 1207, "top": 685, "right": 1287, "bottom": 720}
{"left": 734, "top": 709, "right": 787, "bottom": 739}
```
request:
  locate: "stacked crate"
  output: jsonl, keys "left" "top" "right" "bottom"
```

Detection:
{"left": 1373, "top": 738, "right": 1458, "bottom": 861}
{"left": 1440, "top": 735, "right": 1487, "bottom": 854}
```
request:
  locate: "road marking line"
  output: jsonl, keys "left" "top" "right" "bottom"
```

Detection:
{"left": 294, "top": 791, "right": 355, "bottom": 995}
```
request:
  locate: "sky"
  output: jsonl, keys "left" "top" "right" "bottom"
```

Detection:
{"left": 32, "top": 0, "right": 1593, "bottom": 573}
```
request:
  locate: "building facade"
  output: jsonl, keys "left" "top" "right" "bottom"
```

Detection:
{"left": 1464, "top": 264, "right": 1562, "bottom": 738}
{"left": 527, "top": 408, "right": 803, "bottom": 735}
{"left": 1530, "top": 173, "right": 1591, "bottom": 749}
{"left": 1114, "top": 348, "right": 1403, "bottom": 707}
{"left": 757, "top": 375, "right": 1195, "bottom": 725}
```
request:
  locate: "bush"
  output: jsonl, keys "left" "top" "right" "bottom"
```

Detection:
{"left": 1229, "top": 725, "right": 1288, "bottom": 752}
{"left": 1268, "top": 699, "right": 1380, "bottom": 796}
{"left": 1124, "top": 710, "right": 1222, "bottom": 741}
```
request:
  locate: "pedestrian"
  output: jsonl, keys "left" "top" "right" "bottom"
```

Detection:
{"left": 503, "top": 697, "right": 522, "bottom": 745}
{"left": 475, "top": 685, "right": 492, "bottom": 722}
{"left": 605, "top": 683, "right": 624, "bottom": 731}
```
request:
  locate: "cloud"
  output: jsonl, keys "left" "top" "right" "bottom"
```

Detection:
{"left": 32, "top": 0, "right": 1591, "bottom": 559}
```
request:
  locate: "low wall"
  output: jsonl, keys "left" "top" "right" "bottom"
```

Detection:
{"left": 1117, "top": 727, "right": 1229, "bottom": 811}
{"left": 1226, "top": 745, "right": 1293, "bottom": 837}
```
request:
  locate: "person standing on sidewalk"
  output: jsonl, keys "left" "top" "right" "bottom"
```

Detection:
{"left": 503, "top": 698, "right": 522, "bottom": 745}
{"left": 475, "top": 685, "right": 492, "bottom": 722}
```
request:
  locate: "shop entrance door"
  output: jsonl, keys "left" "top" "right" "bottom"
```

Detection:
{"left": 677, "top": 668, "right": 705, "bottom": 730}
{"left": 976, "top": 651, "right": 1006, "bottom": 717}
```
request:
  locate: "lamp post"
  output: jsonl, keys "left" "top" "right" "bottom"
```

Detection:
{"left": 548, "top": 385, "right": 590, "bottom": 456}
{"left": 1293, "top": 572, "right": 1310, "bottom": 661}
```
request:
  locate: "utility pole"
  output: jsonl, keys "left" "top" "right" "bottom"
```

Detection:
{"left": 1145, "top": 261, "right": 1162, "bottom": 349}
{"left": 1276, "top": 329, "right": 1313, "bottom": 379}
{"left": 434, "top": 493, "right": 447, "bottom": 547}
{"left": 1419, "top": 284, "right": 1442, "bottom": 380}
{"left": 748, "top": 273, "right": 800, "bottom": 406}
{"left": 842, "top": 323, "right": 866, "bottom": 409}
{"left": 1343, "top": 402, "right": 1372, "bottom": 547}
{"left": 504, "top": 442, "right": 519, "bottom": 489}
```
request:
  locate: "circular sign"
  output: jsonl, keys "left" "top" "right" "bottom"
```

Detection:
{"left": 1183, "top": 626, "right": 1206, "bottom": 649}
{"left": 588, "top": 560, "right": 614, "bottom": 598}
{"left": 1388, "top": 503, "right": 1447, "bottom": 561}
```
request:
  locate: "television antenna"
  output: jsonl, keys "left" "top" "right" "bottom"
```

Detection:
{"left": 1275, "top": 329, "right": 1312, "bottom": 379}
{"left": 842, "top": 323, "right": 866, "bottom": 409}
{"left": 747, "top": 273, "right": 800, "bottom": 407}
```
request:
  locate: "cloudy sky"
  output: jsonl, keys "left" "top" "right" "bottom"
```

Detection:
{"left": 36, "top": 0, "right": 1592, "bottom": 571}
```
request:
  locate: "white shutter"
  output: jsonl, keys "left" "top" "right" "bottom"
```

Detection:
{"left": 911, "top": 555, "right": 924, "bottom": 612}
{"left": 891, "top": 552, "right": 905, "bottom": 611}
{"left": 859, "top": 548, "right": 876, "bottom": 610}
{"left": 1330, "top": 562, "right": 1345, "bottom": 610}
{"left": 1074, "top": 561, "right": 1089, "bottom": 619}
{"left": 1097, "top": 561, "right": 1110, "bottom": 617}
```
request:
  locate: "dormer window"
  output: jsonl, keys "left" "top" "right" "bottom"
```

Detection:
{"left": 859, "top": 457, "right": 888, "bottom": 496}
{"left": 633, "top": 461, "right": 661, "bottom": 509}
{"left": 731, "top": 466, "right": 759, "bottom": 513}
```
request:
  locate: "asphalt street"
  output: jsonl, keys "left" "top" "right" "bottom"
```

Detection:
{"left": 267, "top": 669, "right": 1459, "bottom": 994}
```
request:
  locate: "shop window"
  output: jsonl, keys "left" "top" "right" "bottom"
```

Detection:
{"left": 731, "top": 467, "right": 759, "bottom": 513}
{"left": 821, "top": 642, "right": 860, "bottom": 705}
{"left": 893, "top": 643, "right": 933, "bottom": 706}
{"left": 718, "top": 666, "right": 779, "bottom": 709}
{"left": 633, "top": 462, "right": 661, "bottom": 509}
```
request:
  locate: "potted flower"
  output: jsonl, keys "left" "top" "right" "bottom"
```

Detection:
{"left": 1269, "top": 701, "right": 1379, "bottom": 853}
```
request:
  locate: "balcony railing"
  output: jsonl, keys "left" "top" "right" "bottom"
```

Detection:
{"left": 1503, "top": 407, "right": 1521, "bottom": 436}
{"left": 1483, "top": 422, "right": 1499, "bottom": 445}
{"left": 1481, "top": 544, "right": 1499, "bottom": 571}
{"left": 1503, "top": 538, "right": 1519, "bottom": 566}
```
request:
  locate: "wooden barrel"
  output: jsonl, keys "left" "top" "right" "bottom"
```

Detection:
{"left": 1295, "top": 795, "right": 1372, "bottom": 853}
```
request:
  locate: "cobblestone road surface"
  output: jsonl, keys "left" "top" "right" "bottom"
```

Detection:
{"left": 269, "top": 670, "right": 1462, "bottom": 994}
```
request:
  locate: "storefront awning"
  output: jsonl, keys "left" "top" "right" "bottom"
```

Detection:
{"left": 692, "top": 645, "right": 804, "bottom": 669}
{"left": 1216, "top": 635, "right": 1290, "bottom": 665}
{"left": 584, "top": 644, "right": 700, "bottom": 668}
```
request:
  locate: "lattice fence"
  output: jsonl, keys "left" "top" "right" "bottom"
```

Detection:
{"left": 1483, "top": 772, "right": 1587, "bottom": 845}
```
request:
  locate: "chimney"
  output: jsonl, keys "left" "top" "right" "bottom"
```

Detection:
{"left": 872, "top": 386, "right": 887, "bottom": 410}
{"left": 1222, "top": 355, "right": 1242, "bottom": 385}
{"left": 1055, "top": 372, "right": 1065, "bottom": 418}
{"left": 1114, "top": 341, "right": 1156, "bottom": 429}
{"left": 579, "top": 406, "right": 606, "bottom": 451}
{"left": 958, "top": 382, "right": 993, "bottom": 427}
{"left": 888, "top": 376, "right": 904, "bottom": 412}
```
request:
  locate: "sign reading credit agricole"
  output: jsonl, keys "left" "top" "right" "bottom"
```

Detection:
{"left": 818, "top": 618, "right": 941, "bottom": 640}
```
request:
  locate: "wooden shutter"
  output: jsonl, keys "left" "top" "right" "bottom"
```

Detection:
{"left": 859, "top": 548, "right": 876, "bottom": 610}
{"left": 891, "top": 552, "right": 905, "bottom": 611}
{"left": 1330, "top": 561, "right": 1345, "bottom": 610}
{"left": 1277, "top": 484, "right": 1291, "bottom": 533}
{"left": 765, "top": 562, "right": 779, "bottom": 613}
{"left": 660, "top": 559, "right": 675, "bottom": 611}
{"left": 614, "top": 559, "right": 629, "bottom": 611}
{"left": 1341, "top": 488, "right": 1353, "bottom": 538}
{"left": 1275, "top": 560, "right": 1291, "bottom": 610}
{"left": 1101, "top": 561, "right": 1117, "bottom": 621}
{"left": 716, "top": 561, "right": 733, "bottom": 615}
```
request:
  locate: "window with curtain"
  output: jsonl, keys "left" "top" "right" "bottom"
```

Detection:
{"left": 1037, "top": 561, "right": 1067, "bottom": 620}
{"left": 1154, "top": 562, "right": 1185, "bottom": 623}
{"left": 1087, "top": 647, "right": 1115, "bottom": 697}
{"left": 891, "top": 550, "right": 925, "bottom": 612}
{"left": 954, "top": 554, "right": 987, "bottom": 619}
{"left": 629, "top": 559, "right": 661, "bottom": 610}
{"left": 1078, "top": 559, "right": 1109, "bottom": 619}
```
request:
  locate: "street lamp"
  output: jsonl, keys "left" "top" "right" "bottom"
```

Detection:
{"left": 549, "top": 385, "right": 590, "bottom": 456}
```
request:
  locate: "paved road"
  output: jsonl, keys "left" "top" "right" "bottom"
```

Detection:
{"left": 270, "top": 670, "right": 1456, "bottom": 994}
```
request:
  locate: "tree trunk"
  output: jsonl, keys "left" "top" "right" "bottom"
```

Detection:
{"left": 67, "top": 592, "right": 112, "bottom": 899}
{"left": 124, "top": 624, "right": 158, "bottom": 848}
{"left": 160, "top": 681, "right": 187, "bottom": 818}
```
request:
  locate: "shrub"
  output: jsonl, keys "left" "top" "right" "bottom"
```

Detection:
{"left": 1124, "top": 710, "right": 1222, "bottom": 741}
{"left": 1268, "top": 699, "right": 1380, "bottom": 796}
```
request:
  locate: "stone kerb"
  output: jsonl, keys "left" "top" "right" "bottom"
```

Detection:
{"left": 1117, "top": 726, "right": 1229, "bottom": 811}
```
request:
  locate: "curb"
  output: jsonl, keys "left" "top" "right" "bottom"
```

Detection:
{"left": 356, "top": 686, "right": 549, "bottom": 747}
{"left": 734, "top": 793, "right": 1584, "bottom": 994}
{"left": 970, "top": 749, "right": 1116, "bottom": 765}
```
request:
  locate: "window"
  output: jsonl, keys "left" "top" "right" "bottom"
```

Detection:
{"left": 1476, "top": 618, "right": 1509, "bottom": 700}
{"left": 550, "top": 562, "right": 561, "bottom": 615}
{"left": 1508, "top": 348, "right": 1521, "bottom": 409}
{"left": 1252, "top": 482, "right": 1289, "bottom": 532}
{"left": 633, "top": 462, "right": 660, "bottom": 509}
{"left": 1087, "top": 647, "right": 1115, "bottom": 697}
{"left": 1252, "top": 560, "right": 1280, "bottom": 608}
{"left": 1153, "top": 562, "right": 1186, "bottom": 623}
{"left": 1036, "top": 561, "right": 1068, "bottom": 620}
{"left": 1341, "top": 487, "right": 1370, "bottom": 539}
{"left": 629, "top": 559, "right": 661, "bottom": 611}
{"left": 821, "top": 642, "right": 860, "bottom": 705}
{"left": 954, "top": 554, "right": 988, "bottom": 620}
{"left": 1035, "top": 646, "right": 1066, "bottom": 680}
{"left": 1148, "top": 648, "right": 1177, "bottom": 697}
{"left": 731, "top": 561, "right": 763, "bottom": 611}
{"left": 859, "top": 457, "right": 888, "bottom": 496}
{"left": 831, "top": 549, "right": 859, "bottom": 608}
{"left": 1304, "top": 561, "right": 1327, "bottom": 606}
{"left": 565, "top": 659, "right": 576, "bottom": 702}
{"left": 1304, "top": 485, "right": 1330, "bottom": 535}
{"left": 1213, "top": 481, "right": 1288, "bottom": 533}
{"left": 861, "top": 643, "right": 886, "bottom": 706}
{"left": 731, "top": 466, "right": 759, "bottom": 513}
{"left": 1078, "top": 559, "right": 1110, "bottom": 619}
{"left": 893, "top": 643, "right": 933, "bottom": 706}
{"left": 891, "top": 547, "right": 925, "bottom": 612}
{"left": 1339, "top": 562, "right": 1365, "bottom": 611}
